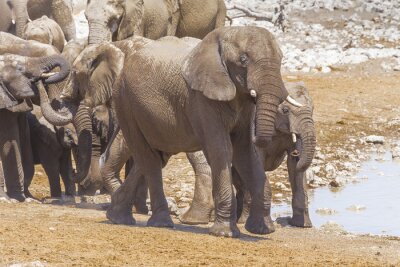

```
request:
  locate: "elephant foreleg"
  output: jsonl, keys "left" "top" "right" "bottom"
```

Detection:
{"left": 19, "top": 113, "right": 34, "bottom": 198}
{"left": 179, "top": 151, "right": 214, "bottom": 225}
{"left": 60, "top": 149, "right": 75, "bottom": 196}
{"left": 232, "top": 167, "right": 251, "bottom": 224}
{"left": 0, "top": 111, "right": 26, "bottom": 201}
{"left": 287, "top": 155, "right": 312, "bottom": 227}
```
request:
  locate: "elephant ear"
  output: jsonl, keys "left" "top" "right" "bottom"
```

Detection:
{"left": 182, "top": 31, "right": 236, "bottom": 101}
{"left": 117, "top": 0, "right": 144, "bottom": 41}
{"left": 86, "top": 43, "right": 125, "bottom": 107}
{"left": 0, "top": 81, "right": 18, "bottom": 109}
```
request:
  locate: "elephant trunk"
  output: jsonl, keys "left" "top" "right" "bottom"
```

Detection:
{"left": 88, "top": 21, "right": 112, "bottom": 44}
{"left": 13, "top": 0, "right": 29, "bottom": 37}
{"left": 72, "top": 102, "right": 93, "bottom": 183}
{"left": 29, "top": 54, "right": 71, "bottom": 84}
{"left": 248, "top": 62, "right": 288, "bottom": 148}
{"left": 36, "top": 80, "right": 74, "bottom": 126}
{"left": 296, "top": 121, "right": 316, "bottom": 172}
{"left": 51, "top": 0, "right": 76, "bottom": 41}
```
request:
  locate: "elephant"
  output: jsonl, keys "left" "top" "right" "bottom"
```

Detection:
{"left": 85, "top": 0, "right": 226, "bottom": 44}
{"left": 27, "top": 106, "right": 77, "bottom": 197}
{"left": 22, "top": 15, "right": 66, "bottom": 52}
{"left": 0, "top": 0, "right": 15, "bottom": 34}
{"left": 0, "top": 52, "right": 71, "bottom": 201}
{"left": 9, "top": 0, "right": 75, "bottom": 40}
{"left": 180, "top": 82, "right": 317, "bottom": 228}
{"left": 58, "top": 26, "right": 304, "bottom": 237}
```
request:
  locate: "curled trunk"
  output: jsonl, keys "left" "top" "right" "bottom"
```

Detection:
{"left": 72, "top": 102, "right": 93, "bottom": 183}
{"left": 29, "top": 54, "right": 71, "bottom": 84}
{"left": 36, "top": 80, "right": 73, "bottom": 126}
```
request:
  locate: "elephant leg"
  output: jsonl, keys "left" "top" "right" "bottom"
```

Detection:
{"left": 0, "top": 161, "right": 7, "bottom": 199}
{"left": 41, "top": 158, "right": 62, "bottom": 198}
{"left": 100, "top": 129, "right": 127, "bottom": 194}
{"left": 232, "top": 167, "right": 251, "bottom": 224}
{"left": 107, "top": 165, "right": 143, "bottom": 225}
{"left": 18, "top": 113, "right": 34, "bottom": 198}
{"left": 287, "top": 156, "right": 312, "bottom": 228}
{"left": 0, "top": 111, "right": 25, "bottom": 202}
{"left": 60, "top": 149, "right": 75, "bottom": 196}
{"left": 232, "top": 136, "right": 275, "bottom": 235}
{"left": 179, "top": 151, "right": 214, "bottom": 225}
{"left": 132, "top": 174, "right": 148, "bottom": 215}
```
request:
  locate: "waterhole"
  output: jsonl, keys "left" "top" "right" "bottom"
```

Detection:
{"left": 273, "top": 150, "right": 400, "bottom": 236}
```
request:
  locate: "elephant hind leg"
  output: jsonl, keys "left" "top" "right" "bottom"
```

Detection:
{"left": 179, "top": 151, "right": 214, "bottom": 225}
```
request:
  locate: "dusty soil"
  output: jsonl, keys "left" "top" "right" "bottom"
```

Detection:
{"left": 1, "top": 67, "right": 400, "bottom": 266}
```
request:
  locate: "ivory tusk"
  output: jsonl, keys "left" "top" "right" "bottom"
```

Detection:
{"left": 286, "top": 95, "right": 303, "bottom": 107}
{"left": 250, "top": 89, "right": 257, "bottom": 98}
{"left": 292, "top": 133, "right": 297, "bottom": 143}
{"left": 41, "top": 72, "right": 57, "bottom": 78}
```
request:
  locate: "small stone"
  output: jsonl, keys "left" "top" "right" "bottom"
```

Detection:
{"left": 166, "top": 197, "right": 179, "bottom": 216}
{"left": 329, "top": 178, "right": 343, "bottom": 187}
{"left": 49, "top": 227, "right": 56, "bottom": 231}
{"left": 321, "top": 66, "right": 331, "bottom": 73}
{"left": 316, "top": 208, "right": 338, "bottom": 215}
{"left": 346, "top": 205, "right": 366, "bottom": 212}
{"left": 275, "top": 182, "right": 289, "bottom": 190}
{"left": 365, "top": 135, "right": 385, "bottom": 144}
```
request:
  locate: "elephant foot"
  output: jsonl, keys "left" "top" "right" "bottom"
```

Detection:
{"left": 106, "top": 205, "right": 136, "bottom": 225}
{"left": 209, "top": 221, "right": 240, "bottom": 238}
{"left": 7, "top": 192, "right": 26, "bottom": 202}
{"left": 179, "top": 204, "right": 212, "bottom": 225}
{"left": 289, "top": 214, "right": 312, "bottom": 228}
{"left": 245, "top": 214, "right": 275, "bottom": 235}
{"left": 147, "top": 210, "right": 174, "bottom": 228}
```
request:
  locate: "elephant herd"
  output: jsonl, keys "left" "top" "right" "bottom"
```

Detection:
{"left": 0, "top": 0, "right": 317, "bottom": 238}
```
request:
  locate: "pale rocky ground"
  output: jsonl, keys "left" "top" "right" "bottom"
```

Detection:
{"left": 1, "top": 0, "right": 400, "bottom": 266}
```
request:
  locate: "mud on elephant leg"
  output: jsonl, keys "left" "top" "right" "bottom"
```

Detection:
{"left": 287, "top": 156, "right": 312, "bottom": 227}
{"left": 179, "top": 151, "right": 214, "bottom": 225}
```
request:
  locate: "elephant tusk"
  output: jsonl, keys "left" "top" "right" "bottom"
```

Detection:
{"left": 250, "top": 89, "right": 257, "bottom": 98}
{"left": 41, "top": 72, "right": 57, "bottom": 78}
{"left": 292, "top": 133, "right": 297, "bottom": 143}
{"left": 12, "top": 19, "right": 15, "bottom": 25}
{"left": 286, "top": 96, "right": 303, "bottom": 107}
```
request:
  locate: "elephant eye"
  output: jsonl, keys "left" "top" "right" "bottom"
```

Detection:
{"left": 239, "top": 55, "right": 248, "bottom": 66}
{"left": 282, "top": 107, "right": 289, "bottom": 114}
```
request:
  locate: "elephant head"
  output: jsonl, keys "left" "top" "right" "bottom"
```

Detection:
{"left": 0, "top": 54, "right": 71, "bottom": 118}
{"left": 275, "top": 82, "right": 316, "bottom": 172}
{"left": 56, "top": 43, "right": 125, "bottom": 183}
{"left": 85, "top": 0, "right": 144, "bottom": 44}
{"left": 182, "top": 26, "right": 300, "bottom": 147}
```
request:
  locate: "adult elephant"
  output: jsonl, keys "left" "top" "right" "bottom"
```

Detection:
{"left": 180, "top": 82, "right": 316, "bottom": 228}
{"left": 85, "top": 0, "right": 226, "bottom": 44}
{"left": 0, "top": 53, "right": 71, "bottom": 201}
{"left": 59, "top": 26, "right": 301, "bottom": 237}
{"left": 9, "top": 0, "right": 75, "bottom": 40}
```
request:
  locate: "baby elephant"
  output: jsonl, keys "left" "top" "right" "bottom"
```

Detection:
{"left": 180, "top": 82, "right": 316, "bottom": 228}
{"left": 26, "top": 108, "right": 77, "bottom": 198}
{"left": 22, "top": 16, "right": 66, "bottom": 52}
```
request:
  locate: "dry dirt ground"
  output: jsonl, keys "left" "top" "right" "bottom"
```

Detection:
{"left": 1, "top": 65, "right": 400, "bottom": 266}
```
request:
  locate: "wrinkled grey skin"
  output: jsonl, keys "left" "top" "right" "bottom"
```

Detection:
{"left": 180, "top": 82, "right": 317, "bottom": 228}
{"left": 0, "top": 0, "right": 15, "bottom": 34}
{"left": 11, "top": 0, "right": 75, "bottom": 40}
{"left": 58, "top": 26, "right": 289, "bottom": 238}
{"left": 85, "top": 0, "right": 226, "bottom": 43}
{"left": 27, "top": 107, "right": 76, "bottom": 197}
{"left": 22, "top": 15, "right": 66, "bottom": 52}
{"left": 0, "top": 52, "right": 71, "bottom": 201}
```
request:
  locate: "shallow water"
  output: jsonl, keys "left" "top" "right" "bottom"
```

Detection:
{"left": 273, "top": 151, "right": 400, "bottom": 236}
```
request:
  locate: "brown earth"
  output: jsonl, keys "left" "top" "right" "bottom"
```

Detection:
{"left": 1, "top": 66, "right": 400, "bottom": 266}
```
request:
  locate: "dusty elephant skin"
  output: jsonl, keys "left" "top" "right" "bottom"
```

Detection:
{"left": 0, "top": 0, "right": 15, "bottom": 34}
{"left": 0, "top": 51, "right": 70, "bottom": 202}
{"left": 181, "top": 82, "right": 316, "bottom": 228}
{"left": 102, "top": 26, "right": 296, "bottom": 238}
